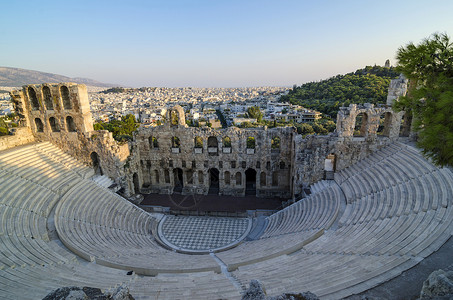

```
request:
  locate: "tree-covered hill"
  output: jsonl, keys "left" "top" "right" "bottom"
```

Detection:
{"left": 281, "top": 65, "right": 399, "bottom": 117}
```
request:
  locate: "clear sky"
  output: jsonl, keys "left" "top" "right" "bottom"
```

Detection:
{"left": 1, "top": 0, "right": 452, "bottom": 87}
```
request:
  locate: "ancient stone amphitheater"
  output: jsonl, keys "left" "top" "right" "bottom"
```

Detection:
{"left": 1, "top": 81, "right": 453, "bottom": 299}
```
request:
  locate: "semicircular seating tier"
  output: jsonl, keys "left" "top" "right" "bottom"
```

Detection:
{"left": 1, "top": 141, "right": 453, "bottom": 300}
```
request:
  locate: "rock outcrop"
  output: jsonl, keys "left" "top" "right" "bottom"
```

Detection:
{"left": 242, "top": 279, "right": 319, "bottom": 300}
{"left": 420, "top": 269, "right": 453, "bottom": 299}
{"left": 42, "top": 285, "right": 134, "bottom": 300}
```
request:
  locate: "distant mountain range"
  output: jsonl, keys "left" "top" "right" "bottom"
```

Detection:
{"left": 0, "top": 66, "right": 117, "bottom": 87}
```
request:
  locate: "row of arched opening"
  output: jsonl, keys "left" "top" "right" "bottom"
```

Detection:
{"left": 148, "top": 135, "right": 281, "bottom": 151}
{"left": 353, "top": 111, "right": 412, "bottom": 137}
{"left": 28, "top": 85, "right": 73, "bottom": 111}
{"left": 137, "top": 167, "right": 283, "bottom": 194}
{"left": 34, "top": 116, "right": 77, "bottom": 133}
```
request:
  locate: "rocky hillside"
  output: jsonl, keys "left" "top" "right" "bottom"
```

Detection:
{"left": 0, "top": 66, "right": 116, "bottom": 88}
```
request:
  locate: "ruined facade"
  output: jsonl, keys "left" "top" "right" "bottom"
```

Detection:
{"left": 6, "top": 79, "right": 411, "bottom": 199}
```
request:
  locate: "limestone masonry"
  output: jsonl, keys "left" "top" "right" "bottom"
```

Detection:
{"left": 7, "top": 78, "right": 411, "bottom": 199}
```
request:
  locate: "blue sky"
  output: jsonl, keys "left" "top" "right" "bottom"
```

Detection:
{"left": 1, "top": 0, "right": 452, "bottom": 87}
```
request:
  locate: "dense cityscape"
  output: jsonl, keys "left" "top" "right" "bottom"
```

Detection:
{"left": 1, "top": 85, "right": 325, "bottom": 133}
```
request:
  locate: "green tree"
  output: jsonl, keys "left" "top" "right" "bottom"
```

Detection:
{"left": 247, "top": 106, "right": 263, "bottom": 123}
{"left": 394, "top": 33, "right": 453, "bottom": 166}
{"left": 296, "top": 123, "right": 314, "bottom": 135}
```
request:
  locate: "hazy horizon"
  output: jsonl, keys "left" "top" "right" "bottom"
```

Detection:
{"left": 2, "top": 0, "right": 452, "bottom": 88}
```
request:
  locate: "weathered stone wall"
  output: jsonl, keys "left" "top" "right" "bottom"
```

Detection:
{"left": 9, "top": 82, "right": 413, "bottom": 201}
{"left": 386, "top": 74, "right": 408, "bottom": 106}
{"left": 0, "top": 127, "right": 35, "bottom": 151}
{"left": 131, "top": 118, "right": 295, "bottom": 198}
{"left": 10, "top": 83, "right": 130, "bottom": 191}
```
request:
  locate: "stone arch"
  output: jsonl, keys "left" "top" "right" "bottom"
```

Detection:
{"left": 90, "top": 152, "right": 103, "bottom": 175}
{"left": 400, "top": 112, "right": 412, "bottom": 137}
{"left": 186, "top": 169, "right": 194, "bottom": 184}
{"left": 223, "top": 136, "right": 232, "bottom": 147}
{"left": 198, "top": 170, "right": 204, "bottom": 184}
{"left": 354, "top": 112, "right": 368, "bottom": 137}
{"left": 60, "top": 85, "right": 72, "bottom": 110}
{"left": 49, "top": 117, "right": 60, "bottom": 132}
{"left": 260, "top": 171, "right": 266, "bottom": 187}
{"left": 245, "top": 168, "right": 256, "bottom": 195}
{"left": 246, "top": 136, "right": 255, "bottom": 149}
{"left": 42, "top": 86, "right": 53, "bottom": 110}
{"left": 133, "top": 173, "right": 140, "bottom": 194}
{"left": 209, "top": 168, "right": 220, "bottom": 194}
{"left": 208, "top": 136, "right": 218, "bottom": 148}
{"left": 34, "top": 118, "right": 44, "bottom": 132}
{"left": 66, "top": 116, "right": 77, "bottom": 132}
{"left": 154, "top": 170, "right": 160, "bottom": 184}
{"left": 224, "top": 171, "right": 231, "bottom": 185}
{"left": 149, "top": 136, "right": 158, "bottom": 149}
{"left": 173, "top": 168, "right": 183, "bottom": 192}
{"left": 172, "top": 136, "right": 181, "bottom": 149}
{"left": 28, "top": 87, "right": 40, "bottom": 110}
{"left": 167, "top": 105, "right": 186, "bottom": 126}
{"left": 164, "top": 169, "right": 170, "bottom": 184}
{"left": 272, "top": 171, "right": 278, "bottom": 186}
{"left": 271, "top": 136, "right": 280, "bottom": 149}
{"left": 377, "top": 112, "right": 392, "bottom": 137}
{"left": 194, "top": 136, "right": 203, "bottom": 148}
{"left": 235, "top": 172, "right": 242, "bottom": 186}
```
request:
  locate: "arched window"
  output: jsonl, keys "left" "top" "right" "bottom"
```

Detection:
{"left": 223, "top": 136, "right": 232, "bottom": 148}
{"left": 149, "top": 136, "right": 158, "bottom": 149}
{"left": 186, "top": 170, "right": 194, "bottom": 184}
{"left": 198, "top": 170, "right": 204, "bottom": 184}
{"left": 170, "top": 110, "right": 179, "bottom": 126}
{"left": 194, "top": 136, "right": 203, "bottom": 148}
{"left": 60, "top": 86, "right": 72, "bottom": 110}
{"left": 208, "top": 136, "right": 218, "bottom": 148}
{"left": 34, "top": 118, "right": 44, "bottom": 132}
{"left": 246, "top": 137, "right": 255, "bottom": 149}
{"left": 28, "top": 87, "right": 40, "bottom": 110}
{"left": 271, "top": 136, "right": 280, "bottom": 149}
{"left": 235, "top": 172, "right": 242, "bottom": 186}
{"left": 224, "top": 171, "right": 230, "bottom": 185}
{"left": 164, "top": 169, "right": 170, "bottom": 183}
{"left": 400, "top": 112, "right": 412, "bottom": 137}
{"left": 42, "top": 86, "right": 53, "bottom": 110}
{"left": 272, "top": 172, "right": 278, "bottom": 186}
{"left": 66, "top": 116, "right": 77, "bottom": 132}
{"left": 260, "top": 171, "right": 266, "bottom": 187}
{"left": 354, "top": 113, "right": 368, "bottom": 137}
{"left": 172, "top": 136, "right": 180, "bottom": 148}
{"left": 280, "top": 161, "right": 285, "bottom": 169}
{"left": 133, "top": 173, "right": 140, "bottom": 194}
{"left": 377, "top": 112, "right": 392, "bottom": 137}
{"left": 154, "top": 170, "right": 160, "bottom": 184}
{"left": 49, "top": 117, "right": 60, "bottom": 132}
{"left": 91, "top": 152, "right": 102, "bottom": 175}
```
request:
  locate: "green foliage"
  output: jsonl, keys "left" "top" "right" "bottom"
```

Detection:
{"left": 94, "top": 114, "right": 139, "bottom": 142}
{"left": 247, "top": 106, "right": 263, "bottom": 123}
{"left": 271, "top": 137, "right": 280, "bottom": 149}
{"left": 0, "top": 127, "right": 8, "bottom": 136}
{"left": 194, "top": 136, "right": 203, "bottom": 148}
{"left": 394, "top": 33, "right": 453, "bottom": 166}
{"left": 172, "top": 136, "right": 181, "bottom": 148}
{"left": 246, "top": 137, "right": 255, "bottom": 149}
{"left": 296, "top": 123, "right": 314, "bottom": 135}
{"left": 223, "top": 136, "right": 232, "bottom": 147}
{"left": 100, "top": 87, "right": 126, "bottom": 94}
{"left": 281, "top": 66, "right": 399, "bottom": 116}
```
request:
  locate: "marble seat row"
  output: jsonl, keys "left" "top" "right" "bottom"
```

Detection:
{"left": 230, "top": 143, "right": 453, "bottom": 299}
{"left": 261, "top": 183, "right": 342, "bottom": 238}
{"left": 55, "top": 180, "right": 221, "bottom": 275}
